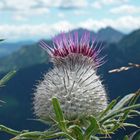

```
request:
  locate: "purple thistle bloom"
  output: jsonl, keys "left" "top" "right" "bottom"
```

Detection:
{"left": 39, "top": 32, "right": 104, "bottom": 67}
{"left": 33, "top": 32, "right": 108, "bottom": 120}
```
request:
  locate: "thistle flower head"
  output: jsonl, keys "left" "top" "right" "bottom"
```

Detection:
{"left": 33, "top": 32, "right": 108, "bottom": 120}
{"left": 39, "top": 32, "right": 104, "bottom": 68}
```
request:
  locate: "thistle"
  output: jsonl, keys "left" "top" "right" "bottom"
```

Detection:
{"left": 33, "top": 32, "right": 108, "bottom": 120}
{"left": 0, "top": 36, "right": 140, "bottom": 140}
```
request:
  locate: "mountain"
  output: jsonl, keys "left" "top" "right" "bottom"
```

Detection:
{"left": 117, "top": 29, "right": 140, "bottom": 63}
{"left": 0, "top": 27, "right": 124, "bottom": 58}
{"left": 0, "top": 42, "right": 49, "bottom": 72}
{"left": 0, "top": 41, "right": 34, "bottom": 57}
{"left": 99, "top": 28, "right": 140, "bottom": 100}
{"left": 0, "top": 27, "right": 125, "bottom": 73}
{"left": 69, "top": 28, "right": 96, "bottom": 37}
{"left": 97, "top": 26, "right": 124, "bottom": 43}
{"left": 70, "top": 27, "right": 124, "bottom": 43}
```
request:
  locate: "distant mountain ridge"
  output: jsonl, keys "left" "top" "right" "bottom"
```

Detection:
{"left": 0, "top": 27, "right": 135, "bottom": 73}
{"left": 0, "top": 43, "right": 49, "bottom": 72}
{"left": 0, "top": 41, "right": 34, "bottom": 57}
{"left": 70, "top": 26, "right": 124, "bottom": 43}
{"left": 0, "top": 26, "right": 124, "bottom": 57}
{"left": 97, "top": 26, "right": 124, "bottom": 43}
{"left": 117, "top": 29, "right": 140, "bottom": 63}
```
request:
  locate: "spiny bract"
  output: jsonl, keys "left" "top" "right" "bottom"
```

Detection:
{"left": 33, "top": 32, "right": 108, "bottom": 120}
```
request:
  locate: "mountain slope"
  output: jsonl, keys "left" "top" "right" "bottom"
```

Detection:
{"left": 70, "top": 27, "right": 124, "bottom": 43}
{"left": 97, "top": 26, "right": 124, "bottom": 43}
{"left": 0, "top": 41, "right": 34, "bottom": 57}
{"left": 0, "top": 43, "right": 49, "bottom": 72}
{"left": 117, "top": 29, "right": 140, "bottom": 63}
{"left": 0, "top": 28, "right": 125, "bottom": 73}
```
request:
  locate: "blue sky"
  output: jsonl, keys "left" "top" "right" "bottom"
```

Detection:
{"left": 0, "top": 0, "right": 140, "bottom": 41}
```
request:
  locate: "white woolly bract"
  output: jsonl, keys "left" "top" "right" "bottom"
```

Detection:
{"left": 33, "top": 54, "right": 108, "bottom": 120}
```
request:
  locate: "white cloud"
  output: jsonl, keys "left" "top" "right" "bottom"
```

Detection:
{"left": 52, "top": 21, "right": 74, "bottom": 32}
{"left": 0, "top": 0, "right": 50, "bottom": 21}
{"left": 1, "top": 16, "right": 140, "bottom": 41}
{"left": 91, "top": 2, "right": 102, "bottom": 9}
{"left": 0, "top": 1, "right": 4, "bottom": 9}
{"left": 0, "top": 24, "right": 52, "bottom": 40}
{"left": 16, "top": 8, "right": 49, "bottom": 16}
{"left": 11, "top": 8, "right": 50, "bottom": 21}
{"left": 40, "top": 0, "right": 88, "bottom": 8}
{"left": 0, "top": 0, "right": 88, "bottom": 11}
{"left": 73, "top": 10, "right": 87, "bottom": 16}
{"left": 79, "top": 16, "right": 140, "bottom": 31}
{"left": 91, "top": 0, "right": 128, "bottom": 9}
{"left": 0, "top": 0, "right": 87, "bottom": 21}
{"left": 3, "top": 0, "right": 37, "bottom": 10}
{"left": 80, "top": 19, "right": 104, "bottom": 31}
{"left": 13, "top": 15, "right": 27, "bottom": 21}
{"left": 58, "top": 12, "right": 65, "bottom": 18}
{"left": 101, "top": 0, "right": 128, "bottom": 4}
{"left": 0, "top": 21, "right": 74, "bottom": 41}
{"left": 110, "top": 5, "right": 140, "bottom": 14}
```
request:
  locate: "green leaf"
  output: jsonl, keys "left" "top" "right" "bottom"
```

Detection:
{"left": 91, "top": 136, "right": 100, "bottom": 140}
{"left": 0, "top": 125, "right": 20, "bottom": 136}
{"left": 100, "top": 104, "right": 140, "bottom": 124}
{"left": 103, "top": 120, "right": 118, "bottom": 125}
{"left": 129, "top": 89, "right": 140, "bottom": 105}
{"left": 106, "top": 122, "right": 120, "bottom": 133}
{"left": 117, "top": 104, "right": 140, "bottom": 115}
{"left": 98, "top": 99, "right": 117, "bottom": 120}
{"left": 0, "top": 70, "right": 16, "bottom": 86}
{"left": 27, "top": 118, "right": 53, "bottom": 125}
{"left": 13, "top": 131, "right": 74, "bottom": 140}
{"left": 130, "top": 110, "right": 140, "bottom": 115}
{"left": 123, "top": 123, "right": 140, "bottom": 128}
{"left": 123, "top": 135, "right": 129, "bottom": 140}
{"left": 119, "top": 109, "right": 131, "bottom": 124}
{"left": 112, "top": 94, "right": 135, "bottom": 110}
{"left": 131, "top": 130, "right": 140, "bottom": 140}
{"left": 84, "top": 116, "right": 100, "bottom": 139}
{"left": 69, "top": 125, "right": 84, "bottom": 140}
{"left": 52, "top": 97, "right": 67, "bottom": 132}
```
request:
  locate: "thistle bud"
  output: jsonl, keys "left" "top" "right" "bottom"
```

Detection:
{"left": 33, "top": 32, "right": 108, "bottom": 120}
